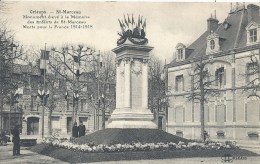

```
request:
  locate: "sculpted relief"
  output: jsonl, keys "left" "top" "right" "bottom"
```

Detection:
{"left": 131, "top": 59, "right": 142, "bottom": 75}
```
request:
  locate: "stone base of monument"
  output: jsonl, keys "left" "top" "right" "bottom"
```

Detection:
{"left": 107, "top": 108, "right": 157, "bottom": 129}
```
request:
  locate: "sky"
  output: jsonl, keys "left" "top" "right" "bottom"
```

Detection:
{"left": 1, "top": 2, "right": 258, "bottom": 63}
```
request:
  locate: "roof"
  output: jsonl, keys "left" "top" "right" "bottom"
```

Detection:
{"left": 168, "top": 5, "right": 260, "bottom": 68}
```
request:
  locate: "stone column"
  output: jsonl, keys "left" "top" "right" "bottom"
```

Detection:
{"left": 124, "top": 58, "right": 131, "bottom": 108}
{"left": 116, "top": 60, "right": 121, "bottom": 109}
{"left": 142, "top": 59, "right": 148, "bottom": 109}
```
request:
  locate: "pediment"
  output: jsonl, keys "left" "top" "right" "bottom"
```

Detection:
{"left": 175, "top": 43, "right": 186, "bottom": 49}
{"left": 207, "top": 33, "right": 219, "bottom": 40}
{"left": 246, "top": 21, "right": 260, "bottom": 30}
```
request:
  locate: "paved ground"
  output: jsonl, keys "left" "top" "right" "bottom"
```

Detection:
{"left": 1, "top": 143, "right": 260, "bottom": 164}
{"left": 0, "top": 143, "right": 67, "bottom": 164}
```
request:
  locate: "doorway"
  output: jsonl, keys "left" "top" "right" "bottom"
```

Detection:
{"left": 27, "top": 117, "right": 39, "bottom": 135}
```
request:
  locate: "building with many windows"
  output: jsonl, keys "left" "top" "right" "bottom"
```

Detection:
{"left": 166, "top": 4, "right": 260, "bottom": 141}
{"left": 1, "top": 61, "right": 115, "bottom": 139}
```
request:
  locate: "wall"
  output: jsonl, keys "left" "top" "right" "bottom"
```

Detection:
{"left": 167, "top": 48, "right": 260, "bottom": 141}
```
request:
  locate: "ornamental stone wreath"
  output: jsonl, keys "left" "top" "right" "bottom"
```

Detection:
{"left": 42, "top": 138, "right": 238, "bottom": 153}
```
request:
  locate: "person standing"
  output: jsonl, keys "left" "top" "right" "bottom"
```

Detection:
{"left": 11, "top": 125, "right": 20, "bottom": 156}
{"left": 78, "top": 121, "right": 86, "bottom": 137}
{"left": 72, "top": 122, "right": 78, "bottom": 138}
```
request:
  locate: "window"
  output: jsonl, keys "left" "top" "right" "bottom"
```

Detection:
{"left": 67, "top": 117, "right": 72, "bottom": 133}
{"left": 217, "top": 131, "right": 225, "bottom": 139}
{"left": 210, "top": 40, "right": 215, "bottom": 50}
{"left": 176, "top": 131, "right": 183, "bottom": 137}
{"left": 248, "top": 132, "right": 259, "bottom": 140}
{"left": 27, "top": 117, "right": 39, "bottom": 135}
{"left": 177, "top": 49, "right": 183, "bottom": 60}
{"left": 31, "top": 96, "right": 37, "bottom": 111}
{"left": 81, "top": 99, "right": 87, "bottom": 111}
{"left": 51, "top": 116, "right": 60, "bottom": 130}
{"left": 223, "top": 21, "right": 230, "bottom": 30}
{"left": 249, "top": 29, "right": 257, "bottom": 43}
{"left": 247, "top": 62, "right": 258, "bottom": 83}
{"left": 175, "top": 75, "right": 184, "bottom": 92}
{"left": 215, "top": 67, "right": 225, "bottom": 88}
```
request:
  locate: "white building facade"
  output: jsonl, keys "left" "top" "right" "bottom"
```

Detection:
{"left": 166, "top": 4, "right": 260, "bottom": 141}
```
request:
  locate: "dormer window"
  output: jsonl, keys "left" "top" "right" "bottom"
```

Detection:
{"left": 175, "top": 43, "right": 186, "bottom": 61}
{"left": 206, "top": 33, "right": 223, "bottom": 54}
{"left": 249, "top": 28, "right": 257, "bottom": 43}
{"left": 246, "top": 22, "right": 260, "bottom": 45}
{"left": 177, "top": 49, "right": 183, "bottom": 60}
{"left": 223, "top": 20, "right": 231, "bottom": 30}
{"left": 210, "top": 40, "right": 215, "bottom": 50}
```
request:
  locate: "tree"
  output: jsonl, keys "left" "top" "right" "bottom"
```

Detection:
{"left": 0, "top": 23, "right": 23, "bottom": 130}
{"left": 243, "top": 51, "right": 260, "bottom": 98}
{"left": 87, "top": 51, "right": 116, "bottom": 130}
{"left": 45, "top": 73, "right": 65, "bottom": 136}
{"left": 49, "top": 46, "right": 116, "bottom": 131}
{"left": 48, "top": 45, "right": 95, "bottom": 134}
{"left": 148, "top": 54, "right": 166, "bottom": 126}
{"left": 187, "top": 56, "right": 219, "bottom": 141}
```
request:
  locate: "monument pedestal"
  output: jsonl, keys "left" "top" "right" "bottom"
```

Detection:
{"left": 107, "top": 108, "right": 156, "bottom": 128}
{"left": 107, "top": 41, "right": 157, "bottom": 129}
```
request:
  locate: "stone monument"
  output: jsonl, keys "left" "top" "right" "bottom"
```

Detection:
{"left": 107, "top": 16, "right": 157, "bottom": 129}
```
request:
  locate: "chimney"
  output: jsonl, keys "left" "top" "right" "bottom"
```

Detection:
{"left": 207, "top": 13, "right": 219, "bottom": 34}
{"left": 247, "top": 4, "right": 259, "bottom": 23}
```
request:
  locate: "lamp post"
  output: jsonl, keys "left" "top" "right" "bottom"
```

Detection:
{"left": 96, "top": 51, "right": 103, "bottom": 130}
{"left": 157, "top": 97, "right": 168, "bottom": 130}
{"left": 65, "top": 91, "right": 69, "bottom": 111}
{"left": 8, "top": 41, "right": 18, "bottom": 134}
{"left": 73, "top": 90, "right": 79, "bottom": 131}
{"left": 96, "top": 52, "right": 100, "bottom": 130}
{"left": 37, "top": 89, "right": 49, "bottom": 138}
{"left": 101, "top": 94, "right": 105, "bottom": 130}
{"left": 159, "top": 97, "right": 168, "bottom": 131}
{"left": 0, "top": 39, "right": 6, "bottom": 130}
{"left": 8, "top": 92, "right": 17, "bottom": 135}
{"left": 15, "top": 81, "right": 23, "bottom": 131}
